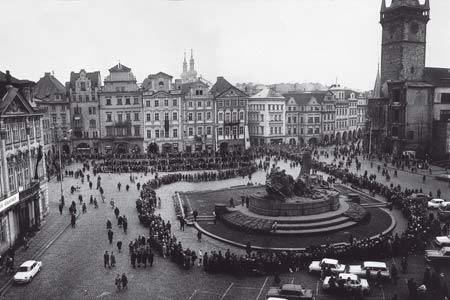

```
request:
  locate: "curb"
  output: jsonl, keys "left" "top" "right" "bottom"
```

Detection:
{"left": 0, "top": 212, "right": 81, "bottom": 296}
{"left": 194, "top": 199, "right": 397, "bottom": 252}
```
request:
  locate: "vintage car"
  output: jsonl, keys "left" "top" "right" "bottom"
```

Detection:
{"left": 435, "top": 236, "right": 450, "bottom": 247}
{"left": 425, "top": 247, "right": 450, "bottom": 262}
{"left": 428, "top": 198, "right": 450, "bottom": 209}
{"left": 13, "top": 260, "right": 42, "bottom": 284}
{"left": 348, "top": 261, "right": 390, "bottom": 279}
{"left": 438, "top": 205, "right": 450, "bottom": 221}
{"left": 308, "top": 258, "right": 346, "bottom": 274}
{"left": 322, "top": 273, "right": 370, "bottom": 295}
{"left": 266, "top": 284, "right": 314, "bottom": 300}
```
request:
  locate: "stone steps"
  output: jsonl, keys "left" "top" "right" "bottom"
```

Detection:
{"left": 276, "top": 216, "right": 350, "bottom": 230}
{"left": 274, "top": 220, "right": 358, "bottom": 236}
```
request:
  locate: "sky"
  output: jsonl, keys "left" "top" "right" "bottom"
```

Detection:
{"left": 1, "top": 0, "right": 449, "bottom": 91}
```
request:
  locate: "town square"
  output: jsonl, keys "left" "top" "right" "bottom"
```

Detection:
{"left": 1, "top": 0, "right": 450, "bottom": 299}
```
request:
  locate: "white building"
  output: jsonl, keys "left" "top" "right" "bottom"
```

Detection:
{"left": 248, "top": 87, "right": 286, "bottom": 145}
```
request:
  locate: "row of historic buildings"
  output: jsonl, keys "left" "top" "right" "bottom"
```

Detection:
{"left": 22, "top": 50, "right": 369, "bottom": 155}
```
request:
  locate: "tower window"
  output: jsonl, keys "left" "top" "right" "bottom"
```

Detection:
{"left": 411, "top": 66, "right": 415, "bottom": 74}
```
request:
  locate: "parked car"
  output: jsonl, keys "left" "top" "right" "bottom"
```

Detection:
{"left": 435, "top": 236, "right": 450, "bottom": 247}
{"left": 308, "top": 258, "right": 346, "bottom": 274}
{"left": 13, "top": 260, "right": 42, "bottom": 284}
{"left": 428, "top": 198, "right": 450, "bottom": 209}
{"left": 425, "top": 247, "right": 450, "bottom": 262}
{"left": 348, "top": 261, "right": 390, "bottom": 279}
{"left": 266, "top": 284, "right": 314, "bottom": 300}
{"left": 323, "top": 273, "right": 370, "bottom": 295}
{"left": 438, "top": 205, "right": 450, "bottom": 221}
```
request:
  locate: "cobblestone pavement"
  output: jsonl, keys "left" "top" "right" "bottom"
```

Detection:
{"left": 1, "top": 158, "right": 448, "bottom": 300}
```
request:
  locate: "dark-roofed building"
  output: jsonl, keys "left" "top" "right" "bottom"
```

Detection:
{"left": 284, "top": 91, "right": 333, "bottom": 146}
{"left": 424, "top": 67, "right": 450, "bottom": 159}
{"left": 100, "top": 63, "right": 143, "bottom": 154}
{"left": 67, "top": 69, "right": 102, "bottom": 153}
{"left": 0, "top": 73, "right": 49, "bottom": 255}
{"left": 181, "top": 80, "right": 214, "bottom": 152}
{"left": 33, "top": 72, "right": 71, "bottom": 165}
{"left": 142, "top": 72, "right": 183, "bottom": 153}
{"left": 211, "top": 76, "right": 249, "bottom": 152}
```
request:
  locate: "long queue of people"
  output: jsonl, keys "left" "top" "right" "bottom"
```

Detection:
{"left": 129, "top": 148, "right": 449, "bottom": 280}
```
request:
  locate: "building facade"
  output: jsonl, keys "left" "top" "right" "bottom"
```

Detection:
{"left": 181, "top": 80, "right": 215, "bottom": 152}
{"left": 99, "top": 63, "right": 143, "bottom": 154}
{"left": 211, "top": 77, "right": 249, "bottom": 152}
{"left": 67, "top": 69, "right": 102, "bottom": 153}
{"left": 248, "top": 87, "right": 286, "bottom": 145}
{"left": 0, "top": 72, "right": 48, "bottom": 255}
{"left": 142, "top": 72, "right": 183, "bottom": 154}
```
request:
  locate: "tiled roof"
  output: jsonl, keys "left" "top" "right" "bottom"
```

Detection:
{"left": 283, "top": 92, "right": 328, "bottom": 106}
{"left": 424, "top": 67, "right": 450, "bottom": 87}
{"left": 146, "top": 72, "right": 173, "bottom": 79}
{"left": 210, "top": 76, "right": 234, "bottom": 96}
{"left": 180, "top": 80, "right": 209, "bottom": 95}
{"left": 0, "top": 71, "right": 35, "bottom": 99}
{"left": 108, "top": 63, "right": 131, "bottom": 73}
{"left": 34, "top": 72, "right": 66, "bottom": 100}
{"left": 250, "top": 87, "right": 284, "bottom": 99}
{"left": 0, "top": 85, "right": 36, "bottom": 115}
{"left": 69, "top": 70, "right": 101, "bottom": 90}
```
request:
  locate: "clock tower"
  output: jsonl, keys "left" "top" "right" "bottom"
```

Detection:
{"left": 380, "top": 0, "right": 430, "bottom": 85}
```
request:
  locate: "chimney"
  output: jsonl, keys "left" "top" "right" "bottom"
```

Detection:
{"left": 5, "top": 70, "right": 11, "bottom": 84}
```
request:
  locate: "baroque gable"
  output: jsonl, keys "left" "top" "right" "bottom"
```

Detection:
{"left": 218, "top": 87, "right": 247, "bottom": 98}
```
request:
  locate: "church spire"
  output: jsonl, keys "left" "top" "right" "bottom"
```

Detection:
{"left": 373, "top": 63, "right": 382, "bottom": 98}
{"left": 183, "top": 52, "right": 187, "bottom": 72}
{"left": 189, "top": 49, "right": 194, "bottom": 71}
{"left": 381, "top": 0, "right": 387, "bottom": 12}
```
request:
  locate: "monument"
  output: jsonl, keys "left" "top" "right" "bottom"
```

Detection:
{"left": 249, "top": 149, "right": 340, "bottom": 216}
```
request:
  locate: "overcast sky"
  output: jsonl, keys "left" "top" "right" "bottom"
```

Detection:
{"left": 1, "top": 0, "right": 449, "bottom": 90}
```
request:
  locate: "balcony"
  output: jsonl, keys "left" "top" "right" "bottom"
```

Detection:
{"left": 114, "top": 120, "right": 132, "bottom": 127}
{"left": 224, "top": 119, "right": 240, "bottom": 126}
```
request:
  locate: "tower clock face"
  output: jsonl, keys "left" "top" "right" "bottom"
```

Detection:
{"left": 410, "top": 22, "right": 419, "bottom": 34}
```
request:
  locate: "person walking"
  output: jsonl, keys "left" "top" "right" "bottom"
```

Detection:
{"left": 108, "top": 229, "right": 114, "bottom": 244}
{"left": 122, "top": 217, "right": 128, "bottom": 233}
{"left": 58, "top": 203, "right": 63, "bottom": 215}
{"left": 114, "top": 207, "right": 120, "bottom": 219}
{"left": 117, "top": 240, "right": 122, "bottom": 253}
{"left": 82, "top": 202, "right": 87, "bottom": 214}
{"left": 103, "top": 251, "right": 109, "bottom": 268}
{"left": 110, "top": 252, "right": 116, "bottom": 268}
{"left": 148, "top": 250, "right": 154, "bottom": 267}
{"left": 115, "top": 274, "right": 122, "bottom": 291}
{"left": 106, "top": 219, "right": 112, "bottom": 230}
{"left": 197, "top": 230, "right": 202, "bottom": 242}
{"left": 71, "top": 214, "right": 76, "bottom": 228}
{"left": 121, "top": 273, "right": 128, "bottom": 290}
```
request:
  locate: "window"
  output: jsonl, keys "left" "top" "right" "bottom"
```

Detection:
{"left": 393, "top": 110, "right": 400, "bottom": 122}
{"left": 146, "top": 114, "right": 151, "bottom": 122}
{"left": 287, "top": 117, "right": 291, "bottom": 124}
{"left": 217, "top": 101, "right": 223, "bottom": 108}
{"left": 107, "top": 113, "right": 112, "bottom": 122}
{"left": 189, "top": 101, "right": 193, "bottom": 108}
{"left": 121, "top": 87, "right": 125, "bottom": 92}
{"left": 188, "top": 113, "right": 193, "bottom": 121}
{"left": 155, "top": 129, "right": 160, "bottom": 138}
{"left": 392, "top": 126, "right": 399, "bottom": 137}
{"left": 196, "top": 90, "right": 203, "bottom": 96}
{"left": 118, "top": 114, "right": 123, "bottom": 123}
{"left": 308, "top": 128, "right": 313, "bottom": 134}
{"left": 126, "top": 113, "right": 131, "bottom": 121}
{"left": 125, "top": 98, "right": 130, "bottom": 105}
{"left": 164, "top": 99, "right": 169, "bottom": 107}
{"left": 239, "top": 111, "right": 244, "bottom": 120}
{"left": 164, "top": 128, "right": 169, "bottom": 138}
{"left": 206, "top": 126, "right": 211, "bottom": 135}
{"left": 218, "top": 112, "right": 223, "bottom": 122}
{"left": 154, "top": 113, "right": 160, "bottom": 121}
{"left": 154, "top": 100, "right": 159, "bottom": 107}
{"left": 239, "top": 126, "right": 244, "bottom": 135}
{"left": 314, "top": 127, "right": 319, "bottom": 134}
{"left": 188, "top": 127, "right": 193, "bottom": 136}
{"left": 407, "top": 131, "right": 414, "bottom": 140}
{"left": 106, "top": 126, "right": 113, "bottom": 136}
{"left": 441, "top": 93, "right": 450, "bottom": 104}
{"left": 173, "top": 112, "right": 178, "bottom": 121}
{"left": 106, "top": 98, "right": 111, "bottom": 105}
{"left": 206, "top": 112, "right": 211, "bottom": 120}
{"left": 294, "top": 127, "right": 297, "bottom": 134}
{"left": 197, "top": 113, "right": 202, "bottom": 121}
{"left": 198, "top": 127, "right": 203, "bottom": 136}
{"left": 314, "top": 117, "right": 320, "bottom": 123}
{"left": 164, "top": 112, "right": 169, "bottom": 121}
{"left": 172, "top": 99, "right": 178, "bottom": 107}
{"left": 134, "top": 126, "right": 140, "bottom": 136}
{"left": 134, "top": 112, "right": 139, "bottom": 121}
{"left": 61, "top": 114, "right": 66, "bottom": 125}
{"left": 52, "top": 114, "right": 57, "bottom": 125}
{"left": 146, "top": 101, "right": 151, "bottom": 107}
{"left": 173, "top": 129, "right": 178, "bottom": 138}
{"left": 206, "top": 101, "right": 211, "bottom": 107}
{"left": 218, "top": 127, "right": 223, "bottom": 136}
{"left": 89, "top": 119, "right": 96, "bottom": 128}
{"left": 197, "top": 101, "right": 202, "bottom": 107}
{"left": 134, "top": 97, "right": 139, "bottom": 105}
{"left": 308, "top": 117, "right": 313, "bottom": 123}
{"left": 117, "top": 98, "right": 123, "bottom": 105}
{"left": 147, "top": 130, "right": 151, "bottom": 139}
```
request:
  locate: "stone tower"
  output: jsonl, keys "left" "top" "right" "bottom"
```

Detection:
{"left": 380, "top": 0, "right": 430, "bottom": 85}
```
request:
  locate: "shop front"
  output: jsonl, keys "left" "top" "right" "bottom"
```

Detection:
{"left": 17, "top": 181, "right": 41, "bottom": 238}
{"left": 0, "top": 193, "right": 19, "bottom": 254}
